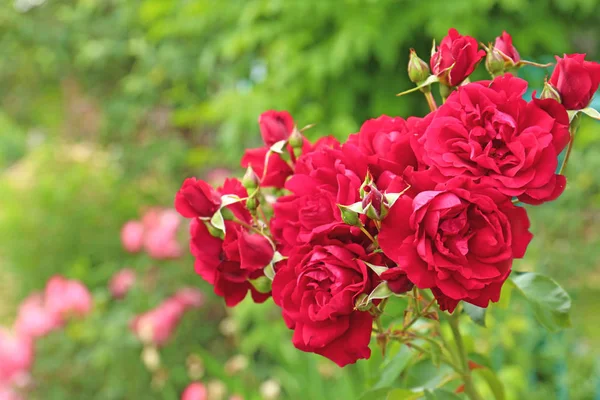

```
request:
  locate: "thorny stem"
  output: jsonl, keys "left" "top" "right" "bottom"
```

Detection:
{"left": 403, "top": 298, "right": 435, "bottom": 331}
{"left": 448, "top": 312, "right": 483, "bottom": 400}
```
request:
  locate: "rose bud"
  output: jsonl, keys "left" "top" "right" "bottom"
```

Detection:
{"left": 485, "top": 46, "right": 506, "bottom": 77}
{"left": 408, "top": 49, "right": 430, "bottom": 84}
{"left": 121, "top": 221, "right": 144, "bottom": 253}
{"left": 258, "top": 110, "right": 295, "bottom": 147}
{"left": 380, "top": 268, "right": 414, "bottom": 294}
{"left": 361, "top": 185, "right": 386, "bottom": 220}
{"left": 174, "top": 178, "right": 221, "bottom": 219}
{"left": 241, "top": 167, "right": 260, "bottom": 192}
{"left": 549, "top": 54, "right": 600, "bottom": 110}
{"left": 430, "top": 28, "right": 486, "bottom": 87}
{"left": 493, "top": 31, "right": 520, "bottom": 65}
{"left": 540, "top": 81, "right": 562, "bottom": 103}
{"left": 181, "top": 382, "right": 208, "bottom": 400}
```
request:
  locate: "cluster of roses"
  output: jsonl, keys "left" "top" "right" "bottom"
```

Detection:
{"left": 175, "top": 29, "right": 600, "bottom": 367}
{"left": 0, "top": 276, "right": 92, "bottom": 400}
{"left": 121, "top": 208, "right": 183, "bottom": 260}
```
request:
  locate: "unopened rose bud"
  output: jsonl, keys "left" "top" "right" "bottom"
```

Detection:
{"left": 361, "top": 185, "right": 386, "bottom": 220}
{"left": 220, "top": 207, "right": 234, "bottom": 221}
{"left": 540, "top": 81, "right": 562, "bottom": 103}
{"left": 354, "top": 293, "right": 370, "bottom": 311}
{"left": 207, "top": 380, "right": 227, "bottom": 400}
{"left": 186, "top": 354, "right": 205, "bottom": 380}
{"left": 206, "top": 222, "right": 225, "bottom": 239}
{"left": 485, "top": 46, "right": 506, "bottom": 76}
{"left": 242, "top": 167, "right": 260, "bottom": 191}
{"left": 246, "top": 197, "right": 258, "bottom": 211}
{"left": 408, "top": 49, "right": 430, "bottom": 84}
{"left": 288, "top": 127, "right": 304, "bottom": 149}
{"left": 142, "top": 346, "right": 161, "bottom": 371}
{"left": 225, "top": 354, "right": 249, "bottom": 375}
{"left": 219, "top": 318, "right": 237, "bottom": 337}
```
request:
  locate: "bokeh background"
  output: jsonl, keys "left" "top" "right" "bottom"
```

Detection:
{"left": 1, "top": 0, "right": 600, "bottom": 399}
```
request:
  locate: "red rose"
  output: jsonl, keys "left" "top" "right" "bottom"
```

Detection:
{"left": 379, "top": 182, "right": 533, "bottom": 312}
{"left": 417, "top": 74, "right": 570, "bottom": 204}
{"left": 175, "top": 178, "right": 221, "bottom": 218}
{"left": 494, "top": 31, "right": 520, "bottom": 64}
{"left": 549, "top": 54, "right": 600, "bottom": 110}
{"left": 259, "top": 110, "right": 295, "bottom": 147}
{"left": 190, "top": 219, "right": 273, "bottom": 307}
{"left": 272, "top": 242, "right": 378, "bottom": 366}
{"left": 430, "top": 28, "right": 485, "bottom": 87}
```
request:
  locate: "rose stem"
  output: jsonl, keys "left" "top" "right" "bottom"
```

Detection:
{"left": 423, "top": 90, "right": 438, "bottom": 112}
{"left": 559, "top": 113, "right": 582, "bottom": 175}
{"left": 448, "top": 311, "right": 483, "bottom": 400}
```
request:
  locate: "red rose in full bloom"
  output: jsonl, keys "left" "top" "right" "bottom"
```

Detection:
{"left": 416, "top": 74, "right": 570, "bottom": 204}
{"left": 272, "top": 242, "right": 379, "bottom": 367}
{"left": 258, "top": 110, "right": 295, "bottom": 147}
{"left": 379, "top": 181, "right": 533, "bottom": 312}
{"left": 175, "top": 178, "right": 222, "bottom": 218}
{"left": 549, "top": 54, "right": 600, "bottom": 110}
{"left": 494, "top": 31, "right": 520, "bottom": 64}
{"left": 430, "top": 28, "right": 486, "bottom": 87}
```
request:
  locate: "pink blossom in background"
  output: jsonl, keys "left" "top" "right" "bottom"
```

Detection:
{"left": 172, "top": 288, "right": 204, "bottom": 310}
{"left": 131, "top": 299, "right": 185, "bottom": 346}
{"left": 206, "top": 168, "right": 232, "bottom": 187}
{"left": 109, "top": 268, "right": 137, "bottom": 299}
{"left": 181, "top": 382, "right": 208, "bottom": 400}
{"left": 142, "top": 208, "right": 183, "bottom": 259}
{"left": 0, "top": 386, "right": 24, "bottom": 400}
{"left": 44, "top": 276, "right": 93, "bottom": 320}
{"left": 14, "top": 294, "right": 62, "bottom": 339}
{"left": 0, "top": 328, "right": 33, "bottom": 386}
{"left": 121, "top": 221, "right": 145, "bottom": 253}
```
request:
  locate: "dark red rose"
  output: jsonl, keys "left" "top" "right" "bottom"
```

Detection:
{"left": 549, "top": 54, "right": 600, "bottom": 110}
{"left": 175, "top": 178, "right": 221, "bottom": 218}
{"left": 272, "top": 242, "right": 378, "bottom": 367}
{"left": 494, "top": 31, "right": 520, "bottom": 64}
{"left": 259, "top": 110, "right": 295, "bottom": 147}
{"left": 218, "top": 178, "right": 252, "bottom": 223}
{"left": 430, "top": 28, "right": 486, "bottom": 87}
{"left": 380, "top": 268, "right": 414, "bottom": 294}
{"left": 190, "top": 219, "right": 273, "bottom": 307}
{"left": 378, "top": 182, "right": 533, "bottom": 312}
{"left": 417, "top": 74, "right": 570, "bottom": 204}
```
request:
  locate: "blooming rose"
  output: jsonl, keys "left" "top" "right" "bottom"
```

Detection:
{"left": 494, "top": 31, "right": 520, "bottom": 64}
{"left": 181, "top": 382, "right": 208, "bottom": 400}
{"left": 0, "top": 329, "right": 33, "bottom": 386}
{"left": 417, "top": 74, "right": 570, "bottom": 204}
{"left": 549, "top": 54, "right": 600, "bottom": 110}
{"left": 175, "top": 178, "right": 222, "bottom": 218}
{"left": 272, "top": 242, "right": 379, "bottom": 367}
{"left": 430, "top": 28, "right": 486, "bottom": 87}
{"left": 259, "top": 110, "right": 295, "bottom": 147}
{"left": 44, "top": 276, "right": 92, "bottom": 320}
{"left": 14, "top": 294, "right": 62, "bottom": 339}
{"left": 190, "top": 219, "right": 273, "bottom": 307}
{"left": 379, "top": 182, "right": 533, "bottom": 312}
{"left": 240, "top": 147, "right": 293, "bottom": 188}
{"left": 109, "top": 269, "right": 137, "bottom": 299}
{"left": 121, "top": 221, "right": 144, "bottom": 253}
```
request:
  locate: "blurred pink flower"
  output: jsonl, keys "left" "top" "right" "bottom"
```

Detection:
{"left": 206, "top": 168, "right": 232, "bottom": 187}
{"left": 0, "top": 386, "right": 24, "bottom": 400}
{"left": 0, "top": 328, "right": 33, "bottom": 386}
{"left": 45, "top": 276, "right": 93, "bottom": 320}
{"left": 14, "top": 294, "right": 62, "bottom": 339}
{"left": 109, "top": 268, "right": 137, "bottom": 299}
{"left": 181, "top": 382, "right": 208, "bottom": 400}
{"left": 142, "top": 209, "right": 183, "bottom": 259}
{"left": 131, "top": 299, "right": 185, "bottom": 346}
{"left": 172, "top": 288, "right": 204, "bottom": 310}
{"left": 121, "top": 221, "right": 144, "bottom": 253}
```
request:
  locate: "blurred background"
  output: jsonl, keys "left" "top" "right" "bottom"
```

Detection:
{"left": 1, "top": 0, "right": 599, "bottom": 399}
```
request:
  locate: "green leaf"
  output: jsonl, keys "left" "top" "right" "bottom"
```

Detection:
{"left": 386, "top": 389, "right": 422, "bottom": 400}
{"left": 264, "top": 263, "right": 275, "bottom": 280}
{"left": 209, "top": 211, "right": 226, "bottom": 232}
{"left": 374, "top": 345, "right": 413, "bottom": 389}
{"left": 510, "top": 272, "right": 571, "bottom": 332}
{"left": 220, "top": 194, "right": 242, "bottom": 207}
{"left": 462, "top": 303, "right": 487, "bottom": 327}
{"left": 363, "top": 261, "right": 389, "bottom": 276}
{"left": 269, "top": 140, "right": 288, "bottom": 154}
{"left": 368, "top": 282, "right": 393, "bottom": 302}
{"left": 427, "top": 389, "right": 463, "bottom": 400}
{"left": 474, "top": 368, "right": 506, "bottom": 400}
{"left": 357, "top": 387, "right": 390, "bottom": 400}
